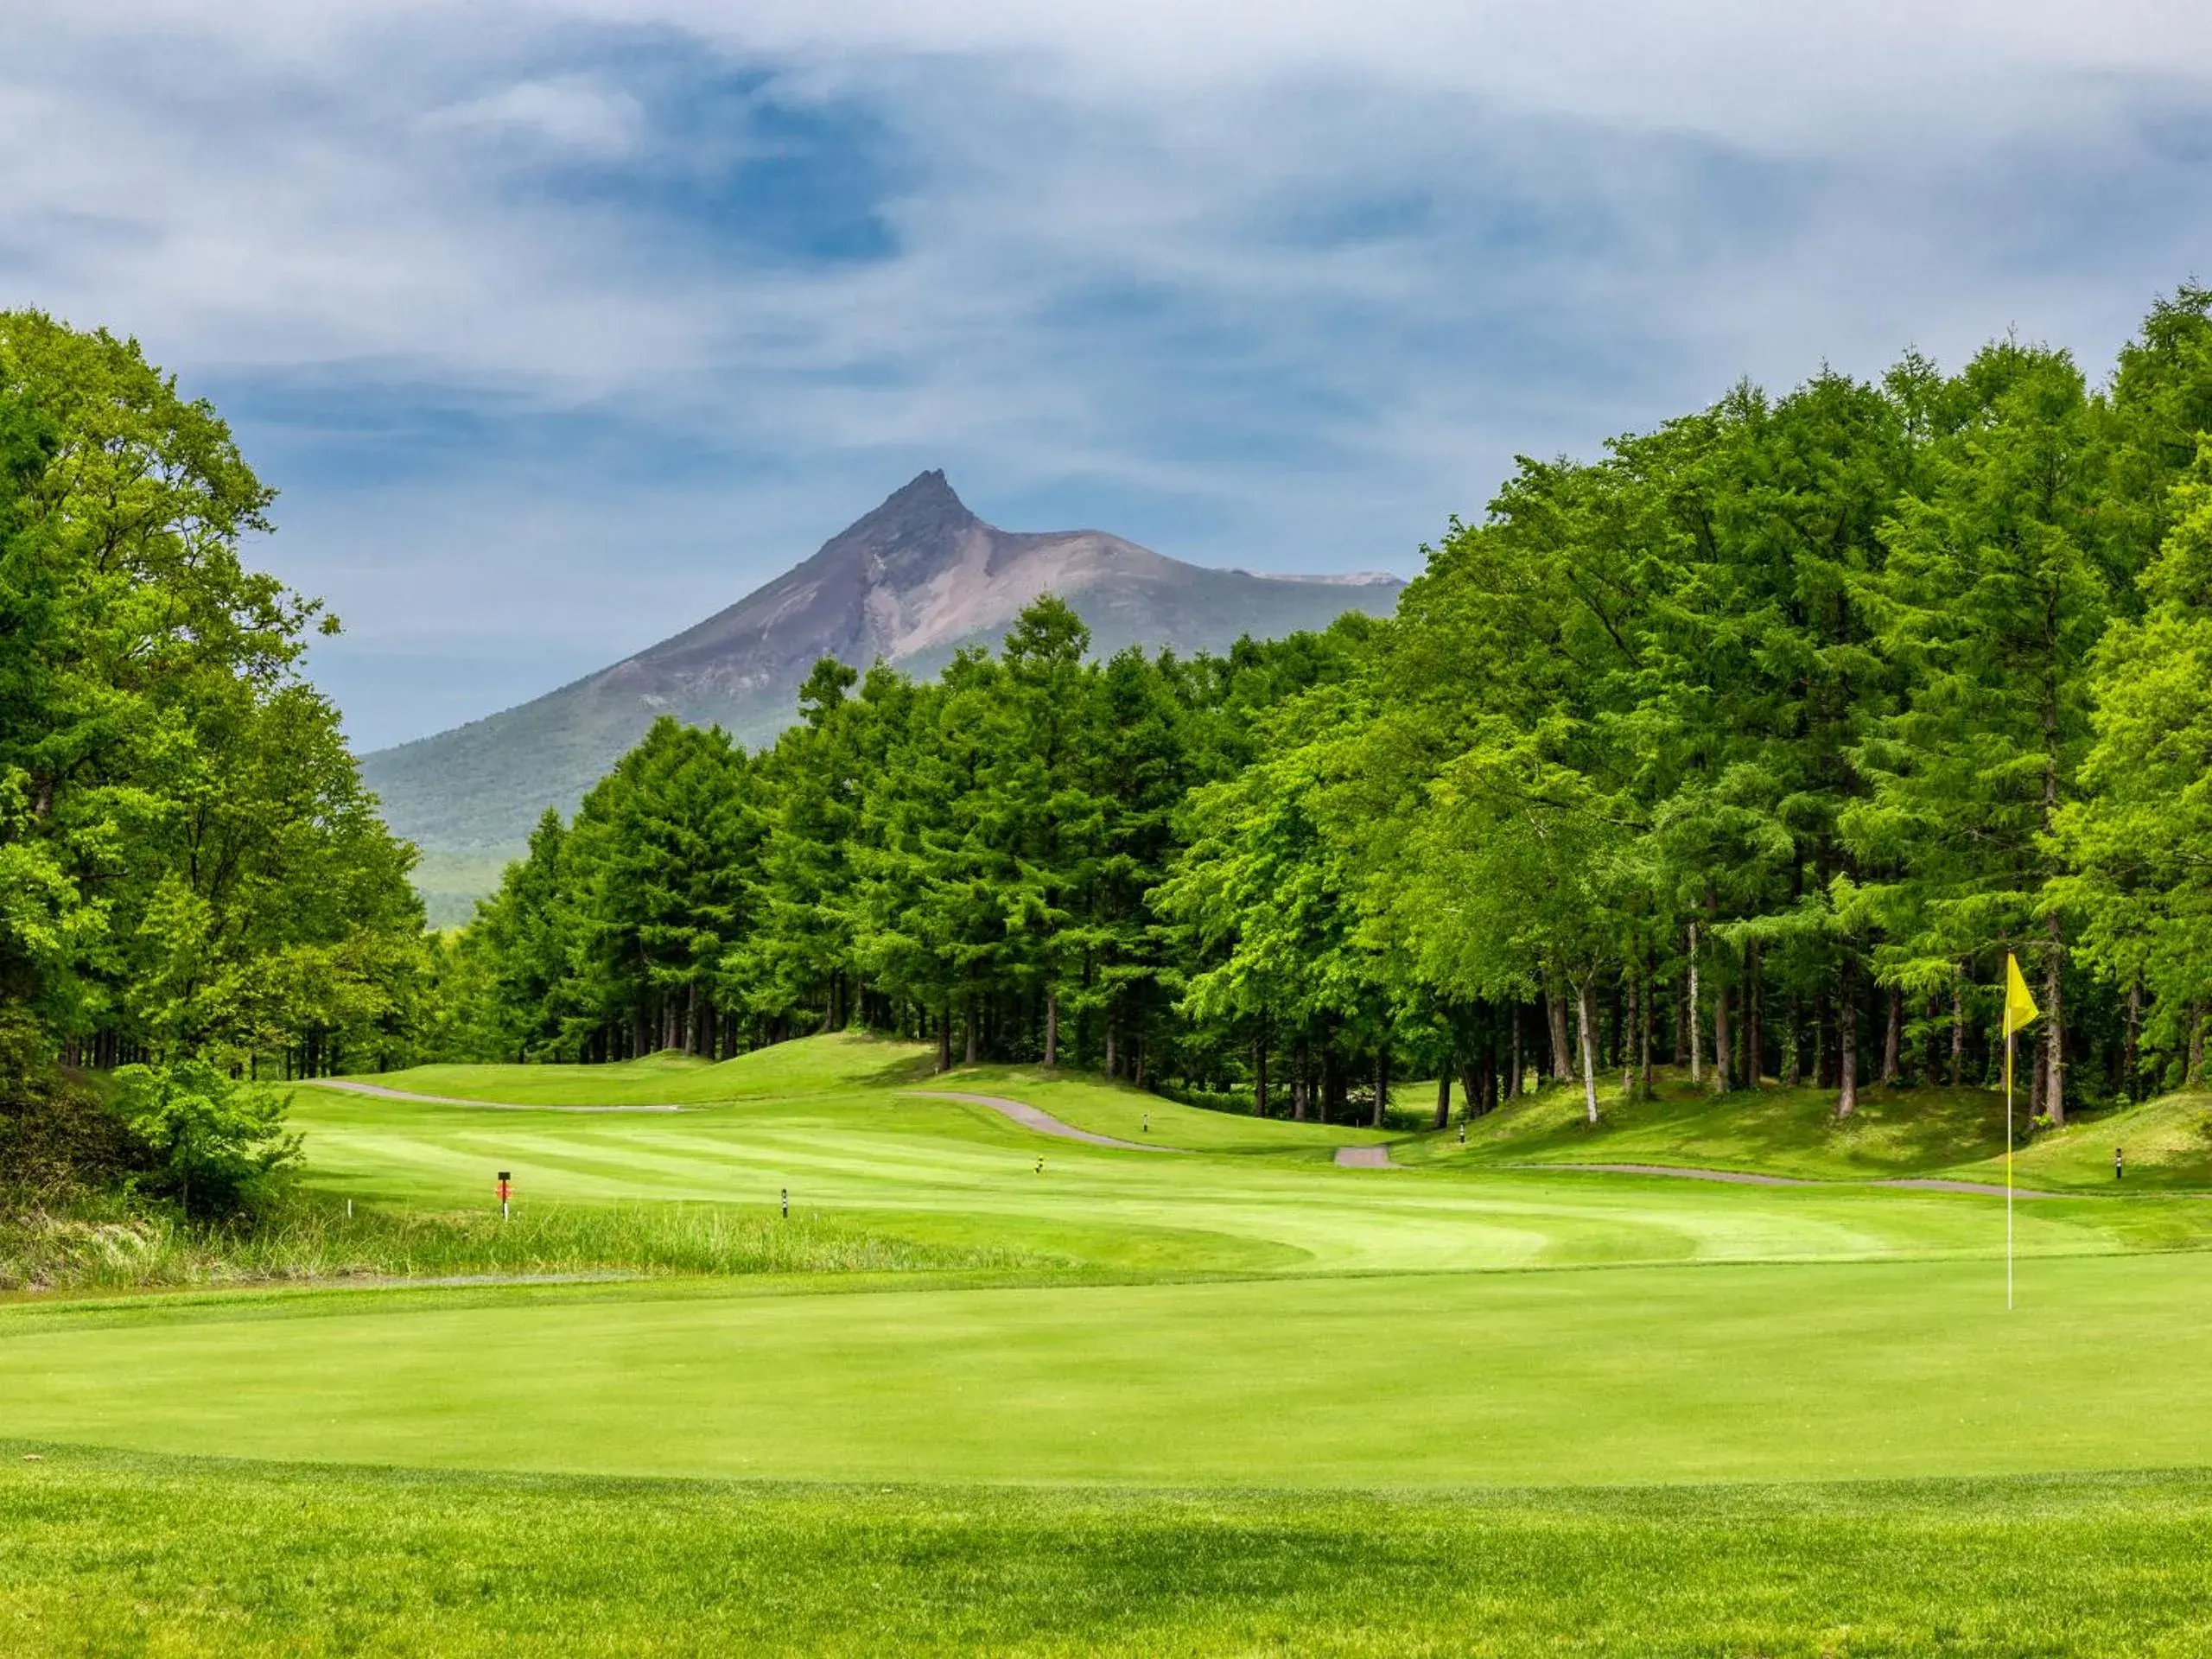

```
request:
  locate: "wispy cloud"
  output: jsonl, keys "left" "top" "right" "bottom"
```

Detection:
{"left": 9, "top": 3, "right": 2212, "bottom": 747}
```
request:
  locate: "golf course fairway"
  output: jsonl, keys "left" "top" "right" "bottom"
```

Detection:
{"left": 9, "top": 1250, "right": 2212, "bottom": 1486}
{"left": 14, "top": 1036, "right": 2212, "bottom": 1652}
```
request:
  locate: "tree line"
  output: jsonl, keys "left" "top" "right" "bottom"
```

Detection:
{"left": 448, "top": 289, "right": 2212, "bottom": 1127}
{"left": 17, "top": 291, "right": 2212, "bottom": 1141}
{"left": 0, "top": 311, "right": 423, "bottom": 1102}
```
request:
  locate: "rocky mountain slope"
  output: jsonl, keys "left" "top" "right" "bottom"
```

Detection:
{"left": 363, "top": 471, "right": 1402, "bottom": 912}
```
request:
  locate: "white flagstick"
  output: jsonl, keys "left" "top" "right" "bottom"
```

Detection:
{"left": 2005, "top": 1020, "right": 2014, "bottom": 1312}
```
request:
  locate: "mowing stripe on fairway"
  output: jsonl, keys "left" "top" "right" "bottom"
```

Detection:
{"left": 7, "top": 1251, "right": 2210, "bottom": 1489}
{"left": 311, "top": 1081, "right": 684, "bottom": 1113}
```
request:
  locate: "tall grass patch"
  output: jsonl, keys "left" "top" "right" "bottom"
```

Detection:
{"left": 0, "top": 1198, "right": 1043, "bottom": 1293}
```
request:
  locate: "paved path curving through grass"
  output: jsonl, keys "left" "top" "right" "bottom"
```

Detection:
{"left": 1333, "top": 1145, "right": 1392, "bottom": 1168}
{"left": 901, "top": 1090, "right": 1181, "bottom": 1152}
{"left": 308, "top": 1080, "right": 683, "bottom": 1115}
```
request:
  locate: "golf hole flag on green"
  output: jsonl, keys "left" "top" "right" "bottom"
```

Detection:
{"left": 2004, "top": 951, "right": 2040, "bottom": 1309}
{"left": 2005, "top": 954, "right": 2041, "bottom": 1046}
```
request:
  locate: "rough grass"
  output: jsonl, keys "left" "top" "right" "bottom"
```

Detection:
{"left": 1391, "top": 1070, "right": 2014, "bottom": 1179}
{"left": 8, "top": 1446, "right": 2212, "bottom": 1656}
{"left": 0, "top": 1197, "right": 1041, "bottom": 1294}
{"left": 1980, "top": 1088, "right": 2212, "bottom": 1191}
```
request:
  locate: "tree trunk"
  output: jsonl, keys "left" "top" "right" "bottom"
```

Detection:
{"left": 1434, "top": 1066, "right": 1452, "bottom": 1130}
{"left": 1370, "top": 1046, "right": 1390, "bottom": 1128}
{"left": 1639, "top": 954, "right": 1654, "bottom": 1097}
{"left": 2043, "top": 914, "right": 2065, "bottom": 1126}
{"left": 1574, "top": 978, "right": 1600, "bottom": 1125}
{"left": 1508, "top": 1009, "right": 1522, "bottom": 1098}
{"left": 2124, "top": 978, "right": 2142, "bottom": 1101}
{"left": 1104, "top": 1016, "right": 1117, "bottom": 1079}
{"left": 1950, "top": 985, "right": 1966, "bottom": 1087}
{"left": 1745, "top": 943, "right": 1763, "bottom": 1090}
{"left": 965, "top": 997, "right": 980, "bottom": 1067}
{"left": 1293, "top": 1037, "right": 1310, "bottom": 1121}
{"left": 1254, "top": 1028, "right": 1269, "bottom": 1117}
{"left": 1547, "top": 985, "right": 1572, "bottom": 1084}
{"left": 2191, "top": 1006, "right": 2205, "bottom": 1088}
{"left": 937, "top": 1003, "right": 953, "bottom": 1073}
{"left": 1045, "top": 990, "right": 1059, "bottom": 1068}
{"left": 1783, "top": 995, "right": 1803, "bottom": 1087}
{"left": 1621, "top": 973, "right": 1638, "bottom": 1101}
{"left": 1880, "top": 988, "right": 1901, "bottom": 1085}
{"left": 1836, "top": 958, "right": 1859, "bottom": 1118}
{"left": 1688, "top": 923, "right": 1703, "bottom": 1085}
{"left": 1712, "top": 976, "right": 1732, "bottom": 1095}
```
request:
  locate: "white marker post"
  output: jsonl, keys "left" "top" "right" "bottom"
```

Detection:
{"left": 497, "top": 1169, "right": 512, "bottom": 1223}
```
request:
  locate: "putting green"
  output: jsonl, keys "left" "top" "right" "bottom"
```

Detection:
{"left": 6, "top": 1251, "right": 2210, "bottom": 1486}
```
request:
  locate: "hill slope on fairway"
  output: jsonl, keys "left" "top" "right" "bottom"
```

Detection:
{"left": 1396, "top": 1066, "right": 2212, "bottom": 1194}
{"left": 292, "top": 1036, "right": 2212, "bottom": 1278}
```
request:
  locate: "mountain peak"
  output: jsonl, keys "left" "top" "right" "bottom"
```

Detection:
{"left": 849, "top": 468, "right": 976, "bottom": 544}
{"left": 363, "top": 474, "right": 1403, "bottom": 897}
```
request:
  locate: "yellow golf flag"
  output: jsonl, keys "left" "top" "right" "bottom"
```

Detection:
{"left": 2005, "top": 953, "right": 2041, "bottom": 1039}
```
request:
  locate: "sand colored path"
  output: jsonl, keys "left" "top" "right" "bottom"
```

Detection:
{"left": 902, "top": 1090, "right": 1182, "bottom": 1153}
{"left": 1333, "top": 1145, "right": 1391, "bottom": 1168}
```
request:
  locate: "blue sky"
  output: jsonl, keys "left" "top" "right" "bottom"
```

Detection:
{"left": 10, "top": 3, "right": 2212, "bottom": 749}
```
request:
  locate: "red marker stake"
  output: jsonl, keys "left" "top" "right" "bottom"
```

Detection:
{"left": 497, "top": 1170, "right": 512, "bottom": 1222}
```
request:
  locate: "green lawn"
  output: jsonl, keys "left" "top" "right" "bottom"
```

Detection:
{"left": 9, "top": 1249, "right": 2212, "bottom": 1487}
{"left": 16, "top": 1034, "right": 2212, "bottom": 1650}
{"left": 9, "top": 1447, "right": 2212, "bottom": 1656}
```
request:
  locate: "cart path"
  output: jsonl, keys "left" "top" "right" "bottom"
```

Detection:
{"left": 901, "top": 1090, "right": 1182, "bottom": 1153}
{"left": 1334, "top": 1145, "right": 1393, "bottom": 1169}
{"left": 1525, "top": 1161, "right": 2063, "bottom": 1198}
{"left": 307, "top": 1080, "right": 684, "bottom": 1114}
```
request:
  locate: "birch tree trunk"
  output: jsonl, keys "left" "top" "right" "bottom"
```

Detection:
{"left": 1575, "top": 978, "right": 1600, "bottom": 1124}
{"left": 1638, "top": 954, "right": 1654, "bottom": 1096}
{"left": 1044, "top": 990, "right": 1059, "bottom": 1068}
{"left": 1688, "top": 923, "right": 1702, "bottom": 1085}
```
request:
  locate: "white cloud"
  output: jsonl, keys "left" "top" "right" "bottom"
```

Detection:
{"left": 428, "top": 74, "right": 645, "bottom": 155}
{"left": 10, "top": 3, "right": 2212, "bottom": 747}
